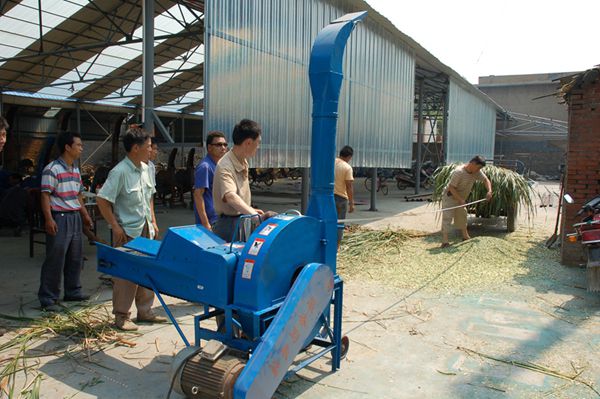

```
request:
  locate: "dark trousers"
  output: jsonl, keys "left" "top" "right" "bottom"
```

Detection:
{"left": 334, "top": 194, "right": 348, "bottom": 242}
{"left": 212, "top": 215, "right": 243, "bottom": 242}
{"left": 212, "top": 212, "right": 277, "bottom": 242}
{"left": 38, "top": 211, "right": 83, "bottom": 307}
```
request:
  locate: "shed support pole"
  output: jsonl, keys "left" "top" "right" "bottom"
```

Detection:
{"left": 415, "top": 78, "right": 424, "bottom": 194}
{"left": 142, "top": 0, "right": 154, "bottom": 134}
{"left": 369, "top": 167, "right": 377, "bottom": 211}
{"left": 76, "top": 102, "right": 81, "bottom": 135}
{"left": 442, "top": 89, "right": 449, "bottom": 164}
{"left": 181, "top": 117, "right": 185, "bottom": 167}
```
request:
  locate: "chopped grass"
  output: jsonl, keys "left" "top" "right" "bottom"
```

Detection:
{"left": 0, "top": 304, "right": 137, "bottom": 398}
{"left": 337, "top": 226, "right": 566, "bottom": 294}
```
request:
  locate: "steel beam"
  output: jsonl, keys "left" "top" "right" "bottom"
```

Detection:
{"left": 0, "top": 29, "right": 200, "bottom": 64}
{"left": 151, "top": 110, "right": 175, "bottom": 144}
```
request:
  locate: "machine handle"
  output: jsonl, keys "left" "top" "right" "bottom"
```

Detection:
{"left": 229, "top": 213, "right": 262, "bottom": 252}
{"left": 282, "top": 209, "right": 302, "bottom": 216}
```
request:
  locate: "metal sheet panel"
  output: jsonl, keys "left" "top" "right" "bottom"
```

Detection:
{"left": 446, "top": 78, "right": 495, "bottom": 163}
{"left": 205, "top": 0, "right": 414, "bottom": 168}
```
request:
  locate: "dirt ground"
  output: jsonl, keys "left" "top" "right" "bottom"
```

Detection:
{"left": 2, "top": 179, "right": 599, "bottom": 399}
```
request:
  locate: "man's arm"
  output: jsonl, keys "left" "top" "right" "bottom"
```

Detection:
{"left": 77, "top": 194, "right": 93, "bottom": 229}
{"left": 193, "top": 188, "right": 212, "bottom": 230}
{"left": 483, "top": 176, "right": 493, "bottom": 201}
{"left": 96, "top": 197, "right": 127, "bottom": 245}
{"left": 345, "top": 180, "right": 355, "bottom": 213}
{"left": 223, "top": 192, "right": 263, "bottom": 215}
{"left": 150, "top": 197, "right": 159, "bottom": 238}
{"left": 41, "top": 192, "right": 57, "bottom": 235}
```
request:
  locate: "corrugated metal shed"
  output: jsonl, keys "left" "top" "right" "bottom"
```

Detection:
{"left": 205, "top": 0, "right": 414, "bottom": 168}
{"left": 205, "top": 0, "right": 500, "bottom": 168}
{"left": 446, "top": 78, "right": 496, "bottom": 163}
{"left": 0, "top": 0, "right": 501, "bottom": 162}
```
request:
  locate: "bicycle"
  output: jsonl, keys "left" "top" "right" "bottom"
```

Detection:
{"left": 364, "top": 175, "right": 389, "bottom": 195}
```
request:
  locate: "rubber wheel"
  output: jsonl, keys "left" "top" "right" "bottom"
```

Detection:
{"left": 364, "top": 177, "right": 373, "bottom": 192}
{"left": 340, "top": 335, "right": 350, "bottom": 359}
{"left": 397, "top": 181, "right": 408, "bottom": 190}
{"left": 264, "top": 177, "right": 274, "bottom": 186}
{"left": 507, "top": 206, "right": 517, "bottom": 232}
{"left": 382, "top": 184, "right": 389, "bottom": 196}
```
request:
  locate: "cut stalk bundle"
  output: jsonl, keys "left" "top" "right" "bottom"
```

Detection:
{"left": 432, "top": 164, "right": 535, "bottom": 230}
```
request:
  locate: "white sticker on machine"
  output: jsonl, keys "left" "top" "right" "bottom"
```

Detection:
{"left": 248, "top": 238, "right": 265, "bottom": 256}
{"left": 242, "top": 260, "right": 255, "bottom": 279}
{"left": 259, "top": 223, "right": 278, "bottom": 236}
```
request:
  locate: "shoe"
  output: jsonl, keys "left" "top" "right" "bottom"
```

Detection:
{"left": 41, "top": 303, "right": 62, "bottom": 312}
{"left": 63, "top": 294, "right": 90, "bottom": 302}
{"left": 136, "top": 313, "right": 168, "bottom": 323}
{"left": 440, "top": 242, "right": 451, "bottom": 248}
{"left": 115, "top": 317, "right": 139, "bottom": 331}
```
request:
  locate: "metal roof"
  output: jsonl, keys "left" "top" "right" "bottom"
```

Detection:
{"left": 0, "top": 0, "right": 501, "bottom": 119}
{"left": 0, "top": 0, "right": 204, "bottom": 115}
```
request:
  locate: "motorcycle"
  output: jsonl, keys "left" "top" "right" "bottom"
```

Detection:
{"left": 565, "top": 194, "right": 600, "bottom": 291}
{"left": 395, "top": 160, "right": 435, "bottom": 190}
{"left": 249, "top": 168, "right": 275, "bottom": 188}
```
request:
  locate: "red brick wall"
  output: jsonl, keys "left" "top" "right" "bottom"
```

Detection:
{"left": 561, "top": 76, "right": 600, "bottom": 265}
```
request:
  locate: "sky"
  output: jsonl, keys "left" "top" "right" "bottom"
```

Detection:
{"left": 366, "top": 0, "right": 599, "bottom": 84}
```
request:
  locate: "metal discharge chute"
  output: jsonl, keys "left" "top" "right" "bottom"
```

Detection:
{"left": 96, "top": 11, "right": 366, "bottom": 399}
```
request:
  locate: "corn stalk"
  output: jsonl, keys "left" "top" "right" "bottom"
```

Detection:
{"left": 432, "top": 164, "right": 535, "bottom": 223}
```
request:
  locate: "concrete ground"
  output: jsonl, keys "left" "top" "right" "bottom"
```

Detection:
{"left": 2, "top": 178, "right": 599, "bottom": 398}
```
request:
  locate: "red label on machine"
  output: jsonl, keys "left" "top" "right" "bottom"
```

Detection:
{"left": 242, "top": 259, "right": 255, "bottom": 280}
{"left": 248, "top": 238, "right": 265, "bottom": 256}
{"left": 259, "top": 223, "right": 278, "bottom": 236}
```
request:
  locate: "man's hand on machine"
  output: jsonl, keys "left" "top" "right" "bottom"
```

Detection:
{"left": 112, "top": 224, "right": 127, "bottom": 246}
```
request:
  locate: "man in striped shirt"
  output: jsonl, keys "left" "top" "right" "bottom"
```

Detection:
{"left": 38, "top": 131, "right": 93, "bottom": 312}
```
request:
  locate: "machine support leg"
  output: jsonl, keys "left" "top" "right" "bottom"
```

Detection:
{"left": 332, "top": 279, "right": 343, "bottom": 371}
{"left": 301, "top": 167, "right": 310, "bottom": 214}
{"left": 146, "top": 275, "right": 190, "bottom": 347}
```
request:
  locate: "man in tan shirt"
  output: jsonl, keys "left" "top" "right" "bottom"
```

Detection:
{"left": 212, "top": 119, "right": 267, "bottom": 241}
{"left": 334, "top": 145, "right": 354, "bottom": 246}
{"left": 441, "top": 155, "right": 492, "bottom": 248}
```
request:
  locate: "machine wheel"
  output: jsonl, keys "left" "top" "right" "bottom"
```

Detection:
{"left": 364, "top": 177, "right": 373, "bottom": 192}
{"left": 340, "top": 335, "right": 350, "bottom": 359}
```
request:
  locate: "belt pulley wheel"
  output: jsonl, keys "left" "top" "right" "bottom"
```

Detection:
{"left": 181, "top": 353, "right": 245, "bottom": 399}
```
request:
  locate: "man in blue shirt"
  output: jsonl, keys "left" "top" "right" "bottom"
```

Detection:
{"left": 194, "top": 131, "right": 228, "bottom": 230}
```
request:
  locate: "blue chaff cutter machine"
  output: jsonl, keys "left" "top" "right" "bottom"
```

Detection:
{"left": 97, "top": 11, "right": 366, "bottom": 399}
